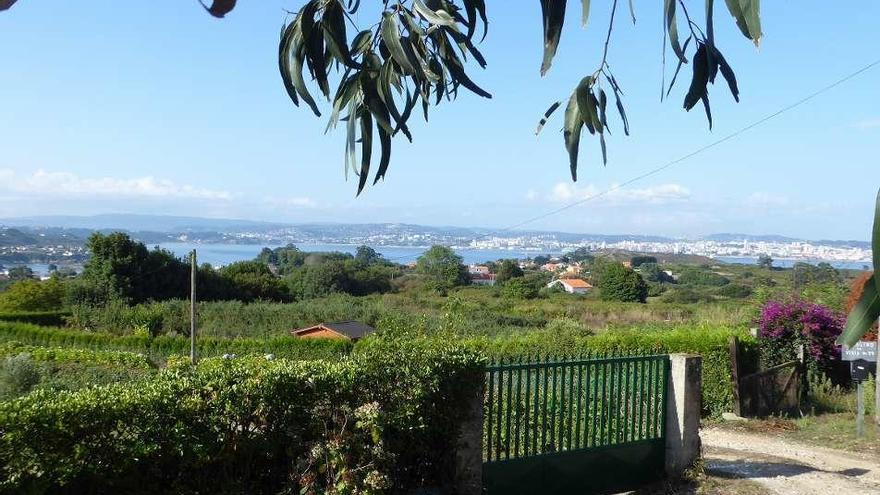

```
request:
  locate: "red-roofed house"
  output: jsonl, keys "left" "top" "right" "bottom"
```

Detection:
{"left": 546, "top": 278, "right": 593, "bottom": 294}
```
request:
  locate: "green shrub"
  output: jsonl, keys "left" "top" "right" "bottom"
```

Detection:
{"left": 0, "top": 322, "right": 352, "bottom": 361}
{"left": 390, "top": 324, "right": 757, "bottom": 418}
{"left": 0, "top": 342, "right": 483, "bottom": 494}
{"left": 0, "top": 310, "right": 71, "bottom": 327}
{"left": 0, "top": 353, "right": 39, "bottom": 400}
{"left": 0, "top": 341, "right": 153, "bottom": 369}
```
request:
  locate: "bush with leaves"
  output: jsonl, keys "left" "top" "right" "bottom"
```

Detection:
{"left": 758, "top": 299, "right": 844, "bottom": 375}
{"left": 0, "top": 353, "right": 40, "bottom": 400}
{"left": 599, "top": 263, "right": 648, "bottom": 303}
{"left": 0, "top": 321, "right": 352, "bottom": 361}
{"left": 0, "top": 277, "right": 66, "bottom": 312}
{"left": 0, "top": 341, "right": 483, "bottom": 494}
{"left": 416, "top": 245, "right": 469, "bottom": 294}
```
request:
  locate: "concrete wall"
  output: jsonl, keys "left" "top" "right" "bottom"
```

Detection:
{"left": 454, "top": 381, "right": 484, "bottom": 495}
{"left": 665, "top": 354, "right": 703, "bottom": 478}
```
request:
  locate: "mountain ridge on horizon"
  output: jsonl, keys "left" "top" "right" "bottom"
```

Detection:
{"left": 0, "top": 213, "right": 870, "bottom": 246}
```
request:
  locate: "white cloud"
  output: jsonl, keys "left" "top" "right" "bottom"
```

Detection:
{"left": 525, "top": 189, "right": 539, "bottom": 201}
{"left": 546, "top": 182, "right": 691, "bottom": 205}
{"left": 745, "top": 192, "right": 789, "bottom": 208}
{"left": 0, "top": 168, "right": 233, "bottom": 200}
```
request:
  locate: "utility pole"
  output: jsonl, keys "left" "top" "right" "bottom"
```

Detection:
{"left": 190, "top": 249, "right": 197, "bottom": 365}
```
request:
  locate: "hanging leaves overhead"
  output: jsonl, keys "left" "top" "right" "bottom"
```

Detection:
{"left": 0, "top": 0, "right": 761, "bottom": 193}
{"left": 199, "top": 0, "right": 237, "bottom": 18}
{"left": 278, "top": 0, "right": 491, "bottom": 195}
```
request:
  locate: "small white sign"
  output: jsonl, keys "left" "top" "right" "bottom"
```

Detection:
{"left": 842, "top": 341, "right": 878, "bottom": 362}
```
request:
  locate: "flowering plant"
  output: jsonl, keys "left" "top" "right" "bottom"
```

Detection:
{"left": 758, "top": 299, "right": 844, "bottom": 373}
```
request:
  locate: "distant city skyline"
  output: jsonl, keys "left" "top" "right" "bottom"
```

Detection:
{"left": 0, "top": 2, "right": 877, "bottom": 240}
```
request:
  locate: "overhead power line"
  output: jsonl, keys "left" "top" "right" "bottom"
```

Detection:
{"left": 378, "top": 57, "right": 880, "bottom": 263}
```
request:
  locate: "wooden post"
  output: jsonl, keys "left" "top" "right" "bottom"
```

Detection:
{"left": 728, "top": 336, "right": 742, "bottom": 416}
{"left": 190, "top": 249, "right": 197, "bottom": 365}
{"left": 857, "top": 380, "right": 865, "bottom": 438}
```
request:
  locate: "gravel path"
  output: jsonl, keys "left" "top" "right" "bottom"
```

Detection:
{"left": 702, "top": 427, "right": 880, "bottom": 495}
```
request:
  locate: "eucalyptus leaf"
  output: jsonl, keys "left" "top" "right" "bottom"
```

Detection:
{"left": 357, "top": 111, "right": 373, "bottom": 195}
{"left": 381, "top": 13, "right": 417, "bottom": 75}
{"left": 563, "top": 94, "right": 584, "bottom": 181}
{"left": 199, "top": 0, "right": 236, "bottom": 18}
{"left": 581, "top": 0, "right": 591, "bottom": 27}
{"left": 664, "top": 0, "right": 687, "bottom": 64}
{"left": 540, "top": 0, "right": 567, "bottom": 76}
{"left": 535, "top": 100, "right": 562, "bottom": 135}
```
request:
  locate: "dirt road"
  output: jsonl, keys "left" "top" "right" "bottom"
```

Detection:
{"left": 702, "top": 427, "right": 880, "bottom": 495}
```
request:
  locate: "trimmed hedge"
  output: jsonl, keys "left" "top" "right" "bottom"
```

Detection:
{"left": 0, "top": 341, "right": 484, "bottom": 494}
{"left": 0, "top": 341, "right": 153, "bottom": 369}
{"left": 360, "top": 324, "right": 757, "bottom": 418}
{"left": 0, "top": 311, "right": 70, "bottom": 327}
{"left": 0, "top": 322, "right": 352, "bottom": 361}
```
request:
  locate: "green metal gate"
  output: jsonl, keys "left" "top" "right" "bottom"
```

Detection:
{"left": 483, "top": 354, "right": 669, "bottom": 495}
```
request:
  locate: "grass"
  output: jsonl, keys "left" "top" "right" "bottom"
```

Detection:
{"left": 789, "top": 413, "right": 879, "bottom": 456}
{"left": 709, "top": 413, "right": 879, "bottom": 457}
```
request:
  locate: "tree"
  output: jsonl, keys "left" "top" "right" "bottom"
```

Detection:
{"left": 218, "top": 261, "right": 289, "bottom": 302}
{"left": 355, "top": 245, "right": 383, "bottom": 266}
{"left": 7, "top": 266, "right": 34, "bottom": 281}
{"left": 0, "top": 1, "right": 760, "bottom": 194}
{"left": 630, "top": 256, "right": 657, "bottom": 268}
{"left": 0, "top": 277, "right": 66, "bottom": 312}
{"left": 416, "top": 246, "right": 469, "bottom": 294}
{"left": 495, "top": 259, "right": 524, "bottom": 284}
{"left": 77, "top": 232, "right": 189, "bottom": 305}
{"left": 757, "top": 254, "right": 774, "bottom": 269}
{"left": 500, "top": 277, "right": 540, "bottom": 300}
{"left": 599, "top": 263, "right": 648, "bottom": 303}
{"left": 638, "top": 263, "right": 674, "bottom": 284}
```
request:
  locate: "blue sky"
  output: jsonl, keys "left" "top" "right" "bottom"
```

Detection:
{"left": 0, "top": 1, "right": 877, "bottom": 240}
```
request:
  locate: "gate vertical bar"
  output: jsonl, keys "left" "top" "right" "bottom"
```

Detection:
{"left": 524, "top": 359, "right": 531, "bottom": 457}
{"left": 496, "top": 361, "right": 504, "bottom": 460}
{"left": 514, "top": 359, "right": 523, "bottom": 458}
{"left": 558, "top": 359, "right": 567, "bottom": 451}
{"left": 575, "top": 362, "right": 584, "bottom": 449}
{"left": 486, "top": 362, "right": 495, "bottom": 461}
{"left": 505, "top": 364, "right": 513, "bottom": 459}
{"left": 541, "top": 358, "right": 549, "bottom": 453}
{"left": 659, "top": 356, "right": 669, "bottom": 440}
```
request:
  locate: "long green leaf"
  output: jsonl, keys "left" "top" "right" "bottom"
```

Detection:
{"left": 664, "top": 0, "right": 687, "bottom": 64}
{"left": 381, "top": 12, "right": 417, "bottom": 75}
{"left": 413, "top": 0, "right": 457, "bottom": 26}
{"left": 873, "top": 187, "right": 880, "bottom": 294}
{"left": 278, "top": 21, "right": 300, "bottom": 107}
{"left": 563, "top": 94, "right": 584, "bottom": 181}
{"left": 373, "top": 125, "right": 392, "bottom": 184}
{"left": 357, "top": 111, "right": 373, "bottom": 196}
{"left": 581, "top": 0, "right": 591, "bottom": 27}
{"left": 684, "top": 43, "right": 709, "bottom": 111}
{"left": 838, "top": 279, "right": 880, "bottom": 347}
{"left": 540, "top": 0, "right": 567, "bottom": 76}
{"left": 723, "top": 0, "right": 750, "bottom": 40}
{"left": 739, "top": 0, "right": 761, "bottom": 46}
{"left": 535, "top": 100, "right": 562, "bottom": 135}
{"left": 292, "top": 40, "right": 322, "bottom": 116}
{"left": 199, "top": 0, "right": 236, "bottom": 18}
